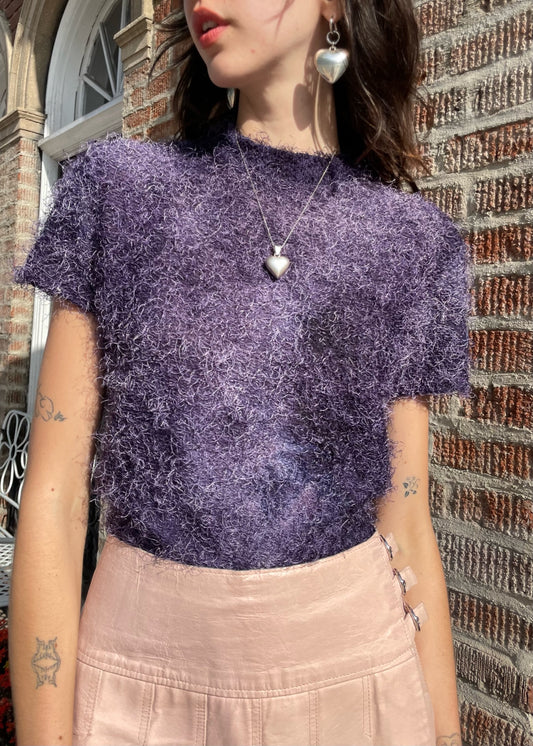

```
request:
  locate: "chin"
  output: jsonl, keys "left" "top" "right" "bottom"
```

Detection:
{"left": 202, "top": 56, "right": 251, "bottom": 91}
{"left": 204, "top": 67, "right": 237, "bottom": 91}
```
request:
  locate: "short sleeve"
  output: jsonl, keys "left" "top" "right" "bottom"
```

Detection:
{"left": 14, "top": 144, "right": 104, "bottom": 314}
{"left": 389, "top": 201, "right": 472, "bottom": 400}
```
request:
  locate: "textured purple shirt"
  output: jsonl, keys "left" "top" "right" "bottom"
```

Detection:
{"left": 15, "top": 121, "right": 471, "bottom": 569}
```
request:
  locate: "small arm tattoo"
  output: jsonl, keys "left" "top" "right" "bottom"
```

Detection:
{"left": 402, "top": 475, "right": 419, "bottom": 497}
{"left": 35, "top": 390, "right": 67, "bottom": 422}
{"left": 436, "top": 733, "right": 462, "bottom": 746}
{"left": 31, "top": 637, "right": 61, "bottom": 687}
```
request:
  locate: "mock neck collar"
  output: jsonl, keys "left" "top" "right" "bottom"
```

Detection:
{"left": 198, "top": 116, "right": 374, "bottom": 183}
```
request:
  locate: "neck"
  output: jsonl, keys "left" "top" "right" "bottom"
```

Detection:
{"left": 235, "top": 72, "right": 340, "bottom": 156}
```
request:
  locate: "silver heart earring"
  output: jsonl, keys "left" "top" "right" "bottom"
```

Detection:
{"left": 314, "top": 17, "right": 349, "bottom": 84}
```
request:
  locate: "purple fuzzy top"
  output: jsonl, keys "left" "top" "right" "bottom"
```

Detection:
{"left": 15, "top": 121, "right": 471, "bottom": 569}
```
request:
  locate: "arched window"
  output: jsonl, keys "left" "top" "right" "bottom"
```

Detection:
{"left": 40, "top": 0, "right": 136, "bottom": 159}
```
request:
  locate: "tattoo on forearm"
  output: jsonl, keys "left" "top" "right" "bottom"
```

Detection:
{"left": 436, "top": 733, "right": 462, "bottom": 746}
{"left": 35, "top": 390, "right": 66, "bottom": 422}
{"left": 31, "top": 637, "right": 61, "bottom": 687}
{"left": 402, "top": 475, "right": 419, "bottom": 497}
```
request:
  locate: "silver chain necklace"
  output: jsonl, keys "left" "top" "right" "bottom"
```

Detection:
{"left": 235, "top": 130, "right": 336, "bottom": 279}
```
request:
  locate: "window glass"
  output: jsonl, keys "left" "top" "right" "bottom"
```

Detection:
{"left": 80, "top": 0, "right": 131, "bottom": 116}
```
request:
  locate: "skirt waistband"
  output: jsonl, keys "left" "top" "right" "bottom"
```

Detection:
{"left": 78, "top": 530, "right": 421, "bottom": 695}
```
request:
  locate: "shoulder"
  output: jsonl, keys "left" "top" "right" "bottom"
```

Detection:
{"left": 72, "top": 135, "right": 214, "bottom": 193}
{"left": 371, "top": 182, "right": 467, "bottom": 260}
{"left": 64, "top": 135, "right": 179, "bottom": 184}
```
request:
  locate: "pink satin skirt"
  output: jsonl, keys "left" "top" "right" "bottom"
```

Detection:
{"left": 73, "top": 529, "right": 435, "bottom": 746}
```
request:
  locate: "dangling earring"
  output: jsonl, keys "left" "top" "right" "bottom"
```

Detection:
{"left": 314, "top": 16, "right": 349, "bottom": 83}
{"left": 227, "top": 87, "right": 236, "bottom": 109}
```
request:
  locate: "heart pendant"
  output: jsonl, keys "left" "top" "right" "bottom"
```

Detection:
{"left": 265, "top": 253, "right": 291, "bottom": 279}
{"left": 314, "top": 47, "right": 349, "bottom": 84}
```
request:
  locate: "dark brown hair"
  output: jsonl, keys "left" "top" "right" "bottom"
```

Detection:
{"left": 152, "top": 1, "right": 429, "bottom": 189}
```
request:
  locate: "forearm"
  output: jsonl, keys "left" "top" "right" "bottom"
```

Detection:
{"left": 380, "top": 397, "right": 462, "bottom": 745}
{"left": 394, "top": 527, "right": 462, "bottom": 746}
{"left": 9, "top": 491, "right": 87, "bottom": 746}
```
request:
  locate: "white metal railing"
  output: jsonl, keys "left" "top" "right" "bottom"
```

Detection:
{"left": 0, "top": 409, "right": 31, "bottom": 608}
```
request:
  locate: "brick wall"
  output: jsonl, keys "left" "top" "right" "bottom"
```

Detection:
{"left": 121, "top": 0, "right": 178, "bottom": 142}
{"left": 0, "top": 129, "right": 41, "bottom": 416}
{"left": 414, "top": 0, "right": 533, "bottom": 743}
{"left": 0, "top": 5, "right": 33, "bottom": 417}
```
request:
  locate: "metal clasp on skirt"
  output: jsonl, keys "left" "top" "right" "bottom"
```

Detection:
{"left": 379, "top": 532, "right": 428, "bottom": 631}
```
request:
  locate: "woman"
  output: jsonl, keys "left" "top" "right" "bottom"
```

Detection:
{"left": 9, "top": 0, "right": 470, "bottom": 744}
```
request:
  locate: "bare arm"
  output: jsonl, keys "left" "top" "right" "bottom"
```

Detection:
{"left": 9, "top": 298, "right": 102, "bottom": 745}
{"left": 375, "top": 396, "right": 462, "bottom": 746}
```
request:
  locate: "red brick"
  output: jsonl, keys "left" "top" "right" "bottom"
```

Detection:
{"left": 124, "top": 106, "right": 151, "bottom": 131}
{"left": 150, "top": 98, "right": 168, "bottom": 120}
{"left": 427, "top": 395, "right": 452, "bottom": 416}
{"left": 150, "top": 48, "right": 173, "bottom": 77}
{"left": 20, "top": 146, "right": 39, "bottom": 161}
{"left": 438, "top": 531, "right": 533, "bottom": 599}
{"left": 450, "top": 10, "right": 533, "bottom": 75}
{"left": 428, "top": 477, "right": 446, "bottom": 514}
{"left": 7, "top": 341, "right": 27, "bottom": 355}
{"left": 418, "top": 46, "right": 446, "bottom": 85}
{"left": 420, "top": 185, "right": 465, "bottom": 218}
{"left": 6, "top": 369, "right": 27, "bottom": 386}
{"left": 16, "top": 170, "right": 40, "bottom": 186}
{"left": 16, "top": 204, "right": 40, "bottom": 222}
{"left": 147, "top": 69, "right": 177, "bottom": 100}
{"left": 445, "top": 121, "right": 533, "bottom": 172}
{"left": 416, "top": 0, "right": 465, "bottom": 37}
{"left": 415, "top": 88, "right": 467, "bottom": 131}
{"left": 6, "top": 389, "right": 26, "bottom": 408}
{"left": 432, "top": 433, "right": 532, "bottom": 480}
{"left": 461, "top": 700, "right": 533, "bottom": 746}
{"left": 448, "top": 486, "right": 533, "bottom": 539}
{"left": 474, "top": 65, "right": 533, "bottom": 115}
{"left": 153, "top": 0, "right": 174, "bottom": 23}
{"left": 470, "top": 329, "right": 532, "bottom": 372}
{"left": 127, "top": 87, "right": 145, "bottom": 109}
{"left": 455, "top": 641, "right": 529, "bottom": 711}
{"left": 475, "top": 174, "right": 533, "bottom": 214}
{"left": 16, "top": 185, "right": 41, "bottom": 204}
{"left": 464, "top": 385, "right": 532, "bottom": 428}
{"left": 9, "top": 304, "right": 32, "bottom": 318}
{"left": 123, "top": 65, "right": 151, "bottom": 92}
{"left": 466, "top": 225, "right": 533, "bottom": 263}
{"left": 413, "top": 143, "right": 435, "bottom": 176}
{"left": 474, "top": 275, "right": 532, "bottom": 318}
{"left": 6, "top": 321, "right": 30, "bottom": 336}
{"left": 11, "top": 287, "right": 33, "bottom": 301}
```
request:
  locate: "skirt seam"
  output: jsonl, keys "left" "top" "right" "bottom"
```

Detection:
{"left": 76, "top": 646, "right": 415, "bottom": 698}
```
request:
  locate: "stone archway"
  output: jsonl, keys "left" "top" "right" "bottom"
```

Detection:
{"left": 7, "top": 0, "right": 67, "bottom": 116}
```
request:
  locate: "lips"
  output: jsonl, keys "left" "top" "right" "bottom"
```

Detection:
{"left": 192, "top": 8, "right": 229, "bottom": 47}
